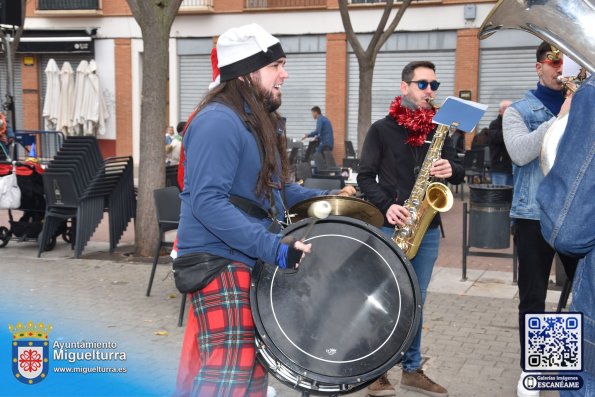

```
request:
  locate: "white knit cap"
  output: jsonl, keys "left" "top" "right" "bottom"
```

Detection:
{"left": 216, "top": 23, "right": 285, "bottom": 83}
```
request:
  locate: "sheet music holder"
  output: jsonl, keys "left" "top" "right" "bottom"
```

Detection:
{"left": 433, "top": 96, "right": 488, "bottom": 133}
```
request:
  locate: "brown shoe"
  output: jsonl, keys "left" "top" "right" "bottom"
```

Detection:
{"left": 400, "top": 369, "right": 448, "bottom": 397}
{"left": 367, "top": 373, "right": 396, "bottom": 396}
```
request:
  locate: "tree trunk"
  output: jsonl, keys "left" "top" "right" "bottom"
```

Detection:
{"left": 357, "top": 58, "right": 374, "bottom": 152}
{"left": 134, "top": 28, "right": 169, "bottom": 256}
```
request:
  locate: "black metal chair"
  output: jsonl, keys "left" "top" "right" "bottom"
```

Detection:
{"left": 312, "top": 152, "right": 341, "bottom": 177}
{"left": 146, "top": 186, "right": 187, "bottom": 327}
{"left": 295, "top": 162, "right": 312, "bottom": 182}
{"left": 304, "top": 140, "right": 319, "bottom": 163}
{"left": 38, "top": 137, "right": 135, "bottom": 258}
{"left": 345, "top": 140, "right": 357, "bottom": 158}
{"left": 166, "top": 165, "right": 179, "bottom": 187}
{"left": 460, "top": 148, "right": 486, "bottom": 200}
{"left": 146, "top": 186, "right": 181, "bottom": 297}
{"left": 303, "top": 176, "right": 344, "bottom": 190}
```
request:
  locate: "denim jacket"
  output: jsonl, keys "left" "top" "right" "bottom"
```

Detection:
{"left": 538, "top": 74, "right": 595, "bottom": 379}
{"left": 508, "top": 91, "right": 555, "bottom": 219}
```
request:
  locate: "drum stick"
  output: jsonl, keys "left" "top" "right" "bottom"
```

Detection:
{"left": 284, "top": 201, "right": 332, "bottom": 276}
{"left": 301, "top": 200, "right": 332, "bottom": 241}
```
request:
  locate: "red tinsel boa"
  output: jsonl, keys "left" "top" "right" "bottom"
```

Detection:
{"left": 388, "top": 96, "right": 436, "bottom": 147}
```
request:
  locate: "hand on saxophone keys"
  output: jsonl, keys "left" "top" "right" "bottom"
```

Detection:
{"left": 386, "top": 204, "right": 411, "bottom": 228}
{"left": 429, "top": 158, "right": 453, "bottom": 179}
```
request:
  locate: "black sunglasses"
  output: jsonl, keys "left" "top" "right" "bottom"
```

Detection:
{"left": 408, "top": 80, "right": 441, "bottom": 91}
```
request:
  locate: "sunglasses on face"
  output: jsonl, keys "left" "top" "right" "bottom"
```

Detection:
{"left": 408, "top": 80, "right": 441, "bottom": 91}
{"left": 539, "top": 58, "right": 563, "bottom": 67}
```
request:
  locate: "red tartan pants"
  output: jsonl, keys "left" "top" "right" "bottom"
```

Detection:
{"left": 189, "top": 262, "right": 267, "bottom": 397}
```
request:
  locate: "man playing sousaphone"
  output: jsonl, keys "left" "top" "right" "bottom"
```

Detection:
{"left": 502, "top": 42, "right": 579, "bottom": 397}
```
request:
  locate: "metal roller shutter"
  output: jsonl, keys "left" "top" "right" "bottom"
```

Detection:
{"left": 478, "top": 48, "right": 537, "bottom": 129}
{"left": 178, "top": 54, "right": 212, "bottom": 122}
{"left": 0, "top": 57, "right": 23, "bottom": 130}
{"left": 178, "top": 52, "right": 326, "bottom": 141}
{"left": 278, "top": 53, "right": 326, "bottom": 140}
{"left": 347, "top": 50, "right": 456, "bottom": 147}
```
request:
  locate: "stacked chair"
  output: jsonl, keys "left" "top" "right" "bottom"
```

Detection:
{"left": 38, "top": 137, "right": 135, "bottom": 258}
{"left": 165, "top": 164, "right": 179, "bottom": 188}
{"left": 343, "top": 140, "right": 360, "bottom": 172}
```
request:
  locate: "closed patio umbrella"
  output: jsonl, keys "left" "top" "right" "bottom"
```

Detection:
{"left": 80, "top": 60, "right": 109, "bottom": 136}
{"left": 71, "top": 60, "right": 89, "bottom": 136}
{"left": 42, "top": 59, "right": 61, "bottom": 131}
{"left": 56, "top": 62, "right": 75, "bottom": 135}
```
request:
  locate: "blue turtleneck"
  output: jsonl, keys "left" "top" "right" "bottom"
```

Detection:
{"left": 533, "top": 82, "right": 564, "bottom": 115}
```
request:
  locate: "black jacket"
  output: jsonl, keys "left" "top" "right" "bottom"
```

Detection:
{"left": 357, "top": 115, "right": 465, "bottom": 227}
{"left": 487, "top": 115, "right": 513, "bottom": 173}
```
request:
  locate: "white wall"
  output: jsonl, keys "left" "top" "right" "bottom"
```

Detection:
{"left": 94, "top": 39, "right": 116, "bottom": 139}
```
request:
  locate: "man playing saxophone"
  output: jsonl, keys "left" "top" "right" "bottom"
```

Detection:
{"left": 358, "top": 61, "right": 464, "bottom": 397}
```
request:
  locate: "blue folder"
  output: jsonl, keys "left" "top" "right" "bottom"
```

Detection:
{"left": 433, "top": 96, "right": 488, "bottom": 133}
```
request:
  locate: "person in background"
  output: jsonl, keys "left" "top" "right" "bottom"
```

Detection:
{"left": 166, "top": 125, "right": 182, "bottom": 165}
{"left": 302, "top": 106, "right": 334, "bottom": 153}
{"left": 488, "top": 100, "right": 513, "bottom": 186}
{"left": 0, "top": 113, "right": 15, "bottom": 160}
{"left": 166, "top": 125, "right": 175, "bottom": 145}
{"left": 502, "top": 41, "right": 578, "bottom": 397}
{"left": 358, "top": 60, "right": 464, "bottom": 397}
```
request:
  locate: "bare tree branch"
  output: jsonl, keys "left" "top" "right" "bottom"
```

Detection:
{"left": 367, "top": 0, "right": 395, "bottom": 57}
{"left": 337, "top": 0, "right": 413, "bottom": 151}
{"left": 377, "top": 0, "right": 412, "bottom": 49}
{"left": 338, "top": 0, "right": 364, "bottom": 57}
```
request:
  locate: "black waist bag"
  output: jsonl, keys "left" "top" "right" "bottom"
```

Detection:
{"left": 172, "top": 252, "right": 230, "bottom": 294}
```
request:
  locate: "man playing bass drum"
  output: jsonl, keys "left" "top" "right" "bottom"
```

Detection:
{"left": 358, "top": 60, "right": 464, "bottom": 397}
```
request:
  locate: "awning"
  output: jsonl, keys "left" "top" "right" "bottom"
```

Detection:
{"left": 16, "top": 29, "right": 96, "bottom": 54}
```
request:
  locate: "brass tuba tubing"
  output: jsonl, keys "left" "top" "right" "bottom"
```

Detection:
{"left": 478, "top": 0, "right": 595, "bottom": 175}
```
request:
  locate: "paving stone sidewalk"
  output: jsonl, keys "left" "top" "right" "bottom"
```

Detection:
{"left": 0, "top": 241, "right": 560, "bottom": 397}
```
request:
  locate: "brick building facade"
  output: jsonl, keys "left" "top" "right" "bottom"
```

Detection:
{"left": 7, "top": 0, "right": 539, "bottom": 164}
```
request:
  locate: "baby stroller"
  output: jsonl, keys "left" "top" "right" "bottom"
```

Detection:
{"left": 0, "top": 160, "right": 72, "bottom": 250}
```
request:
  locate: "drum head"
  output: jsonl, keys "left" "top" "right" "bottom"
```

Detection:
{"left": 251, "top": 216, "right": 421, "bottom": 391}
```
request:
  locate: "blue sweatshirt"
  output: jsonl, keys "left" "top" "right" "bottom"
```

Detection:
{"left": 307, "top": 115, "right": 334, "bottom": 152}
{"left": 177, "top": 102, "right": 324, "bottom": 266}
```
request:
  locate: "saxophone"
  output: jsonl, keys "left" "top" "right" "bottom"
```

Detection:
{"left": 393, "top": 99, "right": 454, "bottom": 259}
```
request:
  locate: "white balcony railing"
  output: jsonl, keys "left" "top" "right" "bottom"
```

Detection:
{"left": 180, "top": 0, "right": 214, "bottom": 9}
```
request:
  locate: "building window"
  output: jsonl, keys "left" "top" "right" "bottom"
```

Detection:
{"left": 37, "top": 0, "right": 99, "bottom": 10}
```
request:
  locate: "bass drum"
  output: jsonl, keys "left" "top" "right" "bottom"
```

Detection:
{"left": 250, "top": 216, "right": 421, "bottom": 395}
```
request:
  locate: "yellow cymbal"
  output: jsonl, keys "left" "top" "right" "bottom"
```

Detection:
{"left": 289, "top": 195, "right": 384, "bottom": 228}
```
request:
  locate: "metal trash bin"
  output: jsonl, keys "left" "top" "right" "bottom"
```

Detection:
{"left": 468, "top": 184, "right": 513, "bottom": 249}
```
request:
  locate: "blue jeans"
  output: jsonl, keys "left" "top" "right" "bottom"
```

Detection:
{"left": 381, "top": 225, "right": 440, "bottom": 372}
{"left": 490, "top": 172, "right": 513, "bottom": 186}
{"left": 560, "top": 372, "right": 594, "bottom": 397}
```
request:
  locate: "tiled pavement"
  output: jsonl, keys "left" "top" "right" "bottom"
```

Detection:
{"left": 0, "top": 193, "right": 565, "bottom": 396}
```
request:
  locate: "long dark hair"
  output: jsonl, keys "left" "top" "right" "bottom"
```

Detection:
{"left": 199, "top": 75, "right": 289, "bottom": 200}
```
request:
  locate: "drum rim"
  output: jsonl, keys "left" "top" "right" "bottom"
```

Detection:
{"left": 250, "top": 215, "right": 422, "bottom": 390}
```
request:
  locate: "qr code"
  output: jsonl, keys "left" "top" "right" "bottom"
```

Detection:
{"left": 525, "top": 313, "right": 582, "bottom": 371}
